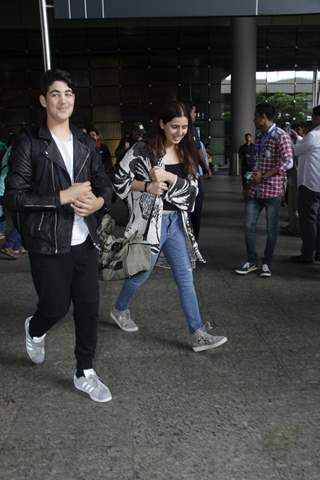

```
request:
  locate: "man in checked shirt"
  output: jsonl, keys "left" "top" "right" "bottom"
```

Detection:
{"left": 235, "top": 103, "right": 294, "bottom": 277}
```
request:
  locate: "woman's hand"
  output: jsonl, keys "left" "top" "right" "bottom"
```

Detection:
{"left": 150, "top": 166, "right": 177, "bottom": 185}
{"left": 147, "top": 181, "right": 168, "bottom": 196}
{"left": 149, "top": 166, "right": 169, "bottom": 183}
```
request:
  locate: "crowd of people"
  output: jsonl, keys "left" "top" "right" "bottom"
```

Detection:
{"left": 1, "top": 67, "right": 319, "bottom": 403}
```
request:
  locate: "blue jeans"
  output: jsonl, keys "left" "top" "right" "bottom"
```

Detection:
{"left": 0, "top": 197, "right": 5, "bottom": 234}
{"left": 245, "top": 197, "right": 282, "bottom": 266}
{"left": 115, "top": 211, "right": 203, "bottom": 334}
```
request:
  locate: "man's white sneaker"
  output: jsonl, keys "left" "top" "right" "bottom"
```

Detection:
{"left": 235, "top": 262, "right": 258, "bottom": 275}
{"left": 25, "top": 316, "right": 46, "bottom": 364}
{"left": 110, "top": 308, "right": 139, "bottom": 332}
{"left": 260, "top": 263, "right": 272, "bottom": 277}
{"left": 73, "top": 369, "right": 112, "bottom": 403}
{"left": 191, "top": 329, "right": 228, "bottom": 352}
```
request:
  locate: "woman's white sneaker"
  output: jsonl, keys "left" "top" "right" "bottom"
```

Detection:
{"left": 25, "top": 316, "right": 46, "bottom": 364}
{"left": 73, "top": 369, "right": 112, "bottom": 402}
{"left": 110, "top": 308, "right": 139, "bottom": 332}
{"left": 191, "top": 329, "right": 228, "bottom": 352}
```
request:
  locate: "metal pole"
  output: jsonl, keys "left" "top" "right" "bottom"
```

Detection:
{"left": 39, "top": 0, "right": 52, "bottom": 71}
{"left": 312, "top": 68, "right": 318, "bottom": 107}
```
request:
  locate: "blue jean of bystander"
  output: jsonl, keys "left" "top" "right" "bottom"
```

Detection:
{"left": 245, "top": 196, "right": 282, "bottom": 266}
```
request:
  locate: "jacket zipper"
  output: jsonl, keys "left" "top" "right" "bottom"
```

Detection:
{"left": 51, "top": 161, "right": 58, "bottom": 254}
{"left": 74, "top": 152, "right": 89, "bottom": 182}
{"left": 38, "top": 212, "right": 44, "bottom": 231}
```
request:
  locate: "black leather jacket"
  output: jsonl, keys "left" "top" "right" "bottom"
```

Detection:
{"left": 4, "top": 125, "right": 113, "bottom": 255}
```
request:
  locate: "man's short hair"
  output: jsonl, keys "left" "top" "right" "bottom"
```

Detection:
{"left": 312, "top": 105, "right": 320, "bottom": 117}
{"left": 40, "top": 69, "right": 75, "bottom": 96}
{"left": 255, "top": 102, "right": 276, "bottom": 121}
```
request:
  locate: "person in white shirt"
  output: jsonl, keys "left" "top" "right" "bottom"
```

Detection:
{"left": 290, "top": 105, "right": 320, "bottom": 263}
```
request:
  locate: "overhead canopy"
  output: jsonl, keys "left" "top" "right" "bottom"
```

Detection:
{"left": 54, "top": 0, "right": 320, "bottom": 19}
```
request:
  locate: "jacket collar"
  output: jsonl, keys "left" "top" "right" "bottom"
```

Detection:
{"left": 38, "top": 123, "right": 90, "bottom": 181}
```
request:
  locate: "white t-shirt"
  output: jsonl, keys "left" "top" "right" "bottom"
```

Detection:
{"left": 51, "top": 132, "right": 89, "bottom": 246}
{"left": 294, "top": 125, "right": 320, "bottom": 192}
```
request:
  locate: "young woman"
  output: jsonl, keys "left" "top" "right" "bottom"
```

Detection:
{"left": 111, "top": 102, "right": 227, "bottom": 352}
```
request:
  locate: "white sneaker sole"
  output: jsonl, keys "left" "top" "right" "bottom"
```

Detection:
{"left": 192, "top": 336, "right": 228, "bottom": 352}
{"left": 260, "top": 272, "right": 271, "bottom": 277}
{"left": 73, "top": 380, "right": 112, "bottom": 403}
{"left": 110, "top": 312, "right": 139, "bottom": 332}
{"left": 235, "top": 268, "right": 258, "bottom": 275}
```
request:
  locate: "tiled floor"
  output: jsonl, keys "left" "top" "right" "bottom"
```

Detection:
{"left": 1, "top": 175, "right": 319, "bottom": 479}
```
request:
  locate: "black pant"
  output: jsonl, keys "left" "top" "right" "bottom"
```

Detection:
{"left": 190, "top": 177, "right": 204, "bottom": 241}
{"left": 298, "top": 185, "right": 320, "bottom": 260}
{"left": 28, "top": 238, "right": 99, "bottom": 370}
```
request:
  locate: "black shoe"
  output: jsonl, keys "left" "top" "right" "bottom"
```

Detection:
{"left": 290, "top": 255, "right": 313, "bottom": 264}
{"left": 280, "top": 227, "right": 298, "bottom": 236}
{"left": 314, "top": 254, "right": 320, "bottom": 264}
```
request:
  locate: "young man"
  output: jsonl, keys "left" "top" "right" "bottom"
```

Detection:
{"left": 5, "top": 69, "right": 113, "bottom": 402}
{"left": 235, "top": 103, "right": 293, "bottom": 277}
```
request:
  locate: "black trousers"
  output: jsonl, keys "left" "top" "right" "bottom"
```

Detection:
{"left": 190, "top": 177, "right": 204, "bottom": 241}
{"left": 298, "top": 185, "right": 320, "bottom": 260}
{"left": 28, "top": 238, "right": 99, "bottom": 370}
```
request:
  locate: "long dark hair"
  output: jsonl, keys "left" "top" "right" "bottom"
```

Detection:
{"left": 146, "top": 101, "right": 197, "bottom": 175}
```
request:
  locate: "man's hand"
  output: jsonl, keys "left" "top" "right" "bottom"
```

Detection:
{"left": 147, "top": 181, "right": 168, "bottom": 196}
{"left": 71, "top": 192, "right": 104, "bottom": 217}
{"left": 60, "top": 181, "right": 92, "bottom": 205}
{"left": 252, "top": 171, "right": 263, "bottom": 185}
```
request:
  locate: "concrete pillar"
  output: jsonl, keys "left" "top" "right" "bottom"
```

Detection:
{"left": 231, "top": 17, "right": 256, "bottom": 175}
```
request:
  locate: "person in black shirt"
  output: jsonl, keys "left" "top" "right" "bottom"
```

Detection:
{"left": 239, "top": 133, "right": 256, "bottom": 191}
{"left": 89, "top": 128, "right": 113, "bottom": 176}
{"left": 115, "top": 123, "right": 146, "bottom": 165}
{"left": 189, "top": 105, "right": 211, "bottom": 241}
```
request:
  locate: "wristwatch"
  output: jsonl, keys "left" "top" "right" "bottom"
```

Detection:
{"left": 144, "top": 181, "right": 151, "bottom": 192}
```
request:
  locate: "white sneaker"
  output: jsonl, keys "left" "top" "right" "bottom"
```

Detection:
{"left": 25, "top": 316, "right": 46, "bottom": 364}
{"left": 191, "top": 329, "right": 228, "bottom": 352}
{"left": 73, "top": 369, "right": 112, "bottom": 403}
{"left": 235, "top": 262, "right": 258, "bottom": 275}
{"left": 260, "top": 263, "right": 271, "bottom": 277}
{"left": 110, "top": 308, "right": 139, "bottom": 332}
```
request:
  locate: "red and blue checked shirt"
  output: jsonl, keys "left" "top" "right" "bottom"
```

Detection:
{"left": 248, "top": 124, "right": 294, "bottom": 199}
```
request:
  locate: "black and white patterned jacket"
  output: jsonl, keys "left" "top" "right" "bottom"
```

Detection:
{"left": 113, "top": 141, "right": 205, "bottom": 263}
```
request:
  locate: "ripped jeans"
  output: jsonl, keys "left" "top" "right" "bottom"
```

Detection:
{"left": 115, "top": 211, "right": 203, "bottom": 333}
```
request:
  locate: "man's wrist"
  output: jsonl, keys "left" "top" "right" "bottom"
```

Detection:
{"left": 59, "top": 190, "right": 68, "bottom": 205}
{"left": 96, "top": 196, "right": 105, "bottom": 209}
